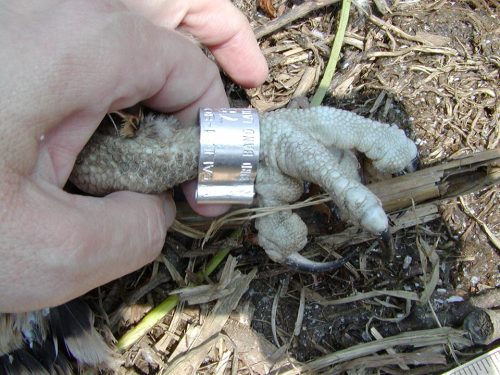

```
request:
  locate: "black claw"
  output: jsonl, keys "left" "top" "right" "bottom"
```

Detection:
{"left": 394, "top": 155, "right": 420, "bottom": 176}
{"left": 407, "top": 155, "right": 420, "bottom": 173}
{"left": 284, "top": 248, "right": 359, "bottom": 273}
{"left": 380, "top": 229, "right": 391, "bottom": 244}
{"left": 378, "top": 229, "right": 395, "bottom": 260}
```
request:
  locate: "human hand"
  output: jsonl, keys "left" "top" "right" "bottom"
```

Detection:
{"left": 0, "top": 0, "right": 267, "bottom": 312}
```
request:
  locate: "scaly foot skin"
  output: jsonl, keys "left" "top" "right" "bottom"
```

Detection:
{"left": 71, "top": 107, "right": 418, "bottom": 271}
{"left": 256, "top": 107, "right": 417, "bottom": 271}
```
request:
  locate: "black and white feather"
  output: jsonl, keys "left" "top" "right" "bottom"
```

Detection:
{"left": 0, "top": 299, "right": 112, "bottom": 374}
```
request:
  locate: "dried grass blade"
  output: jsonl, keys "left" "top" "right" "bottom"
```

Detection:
{"left": 278, "top": 327, "right": 470, "bottom": 373}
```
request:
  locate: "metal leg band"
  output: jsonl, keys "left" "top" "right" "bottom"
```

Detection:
{"left": 196, "top": 108, "right": 260, "bottom": 205}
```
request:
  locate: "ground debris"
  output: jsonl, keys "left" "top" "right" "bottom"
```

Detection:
{"left": 90, "top": 1, "right": 500, "bottom": 374}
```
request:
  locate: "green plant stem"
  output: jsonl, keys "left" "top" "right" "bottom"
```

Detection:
{"left": 116, "top": 230, "right": 241, "bottom": 350}
{"left": 116, "top": 294, "right": 179, "bottom": 350}
{"left": 310, "top": 0, "right": 351, "bottom": 106}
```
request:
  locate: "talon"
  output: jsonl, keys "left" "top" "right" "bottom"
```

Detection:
{"left": 284, "top": 249, "right": 358, "bottom": 273}
{"left": 379, "top": 229, "right": 391, "bottom": 246}
{"left": 378, "top": 229, "right": 395, "bottom": 260}
{"left": 407, "top": 155, "right": 420, "bottom": 172}
{"left": 394, "top": 155, "right": 420, "bottom": 176}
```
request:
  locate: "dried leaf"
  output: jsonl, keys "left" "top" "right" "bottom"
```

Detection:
{"left": 259, "top": 0, "right": 277, "bottom": 18}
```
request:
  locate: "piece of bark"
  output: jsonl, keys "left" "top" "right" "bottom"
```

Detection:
{"left": 369, "top": 149, "right": 500, "bottom": 212}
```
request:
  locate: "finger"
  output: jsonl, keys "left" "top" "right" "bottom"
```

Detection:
{"left": 181, "top": 179, "right": 231, "bottom": 217}
{"left": 0, "top": 185, "right": 175, "bottom": 312}
{"left": 1, "top": 0, "right": 65, "bottom": 13}
{"left": 5, "top": 2, "right": 230, "bottom": 181}
{"left": 120, "top": 0, "right": 268, "bottom": 87}
{"left": 71, "top": 191, "right": 176, "bottom": 285}
{"left": 5, "top": 0, "right": 228, "bottom": 132}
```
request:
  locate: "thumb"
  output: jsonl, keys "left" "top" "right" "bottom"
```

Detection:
{"left": 75, "top": 191, "right": 176, "bottom": 277}
{"left": 0, "top": 184, "right": 175, "bottom": 312}
{"left": 65, "top": 191, "right": 176, "bottom": 300}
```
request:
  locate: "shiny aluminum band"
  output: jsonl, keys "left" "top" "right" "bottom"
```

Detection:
{"left": 196, "top": 108, "right": 260, "bottom": 204}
